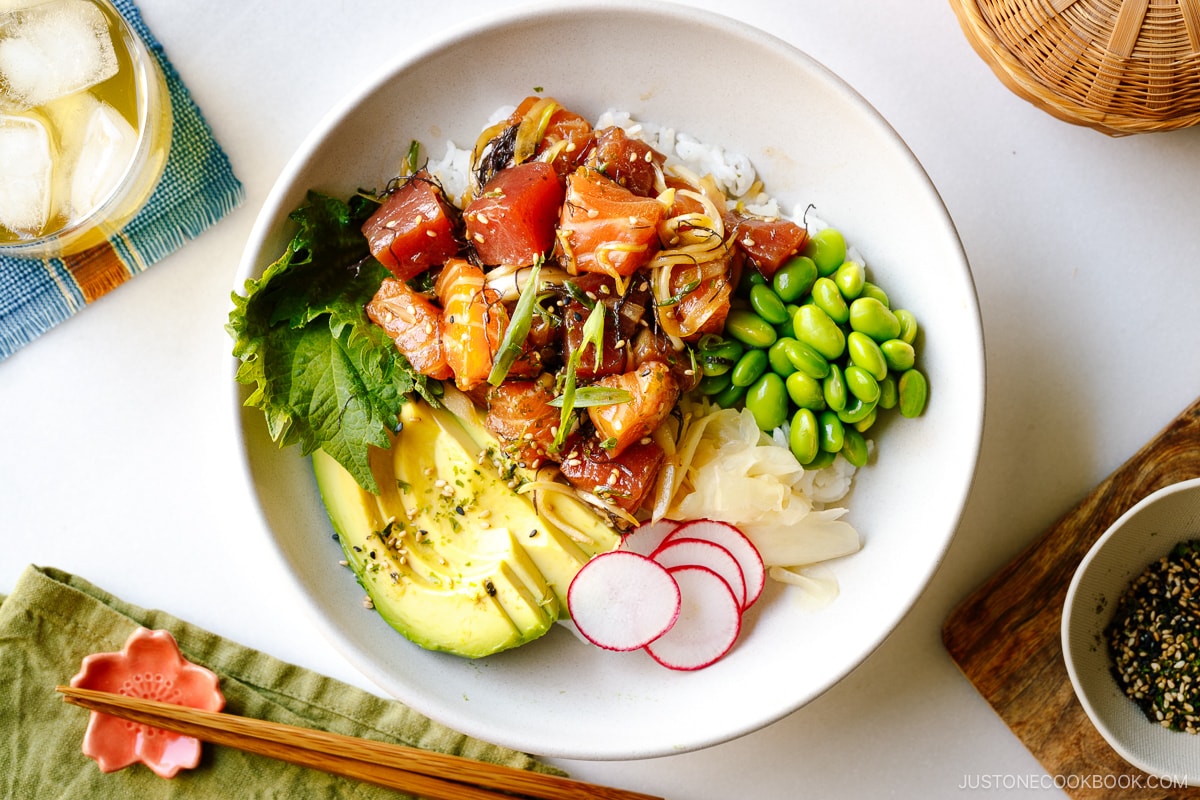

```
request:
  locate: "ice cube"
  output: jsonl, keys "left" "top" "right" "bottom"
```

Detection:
{"left": 0, "top": 0, "right": 118, "bottom": 111}
{"left": 67, "top": 98, "right": 135, "bottom": 219}
{"left": 0, "top": 111, "right": 53, "bottom": 235}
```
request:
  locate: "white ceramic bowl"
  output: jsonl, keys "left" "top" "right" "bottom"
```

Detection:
{"left": 232, "top": 0, "right": 984, "bottom": 760}
{"left": 1063, "top": 478, "right": 1200, "bottom": 785}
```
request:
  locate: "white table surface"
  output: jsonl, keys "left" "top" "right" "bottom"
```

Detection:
{"left": 5, "top": 1, "right": 1200, "bottom": 797}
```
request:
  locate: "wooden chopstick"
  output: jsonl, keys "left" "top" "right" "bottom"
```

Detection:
{"left": 57, "top": 686, "right": 664, "bottom": 800}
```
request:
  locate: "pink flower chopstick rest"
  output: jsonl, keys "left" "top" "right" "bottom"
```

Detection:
{"left": 69, "top": 627, "right": 225, "bottom": 778}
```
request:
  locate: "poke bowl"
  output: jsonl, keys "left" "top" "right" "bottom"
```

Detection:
{"left": 230, "top": 0, "right": 985, "bottom": 760}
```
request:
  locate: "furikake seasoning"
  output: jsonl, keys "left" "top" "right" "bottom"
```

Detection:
{"left": 1105, "top": 539, "right": 1200, "bottom": 734}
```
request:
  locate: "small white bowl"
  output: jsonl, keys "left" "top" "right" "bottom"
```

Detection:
{"left": 1062, "top": 477, "right": 1200, "bottom": 785}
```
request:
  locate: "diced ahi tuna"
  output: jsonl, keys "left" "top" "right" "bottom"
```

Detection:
{"left": 362, "top": 170, "right": 460, "bottom": 279}
{"left": 726, "top": 210, "right": 808, "bottom": 278}
{"left": 559, "top": 435, "right": 666, "bottom": 514}
{"left": 588, "top": 126, "right": 666, "bottom": 198}
{"left": 464, "top": 161, "right": 564, "bottom": 267}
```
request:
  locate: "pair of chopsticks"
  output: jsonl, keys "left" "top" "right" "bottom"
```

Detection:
{"left": 57, "top": 686, "right": 664, "bottom": 800}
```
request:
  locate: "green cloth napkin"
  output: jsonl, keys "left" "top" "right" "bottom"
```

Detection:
{"left": 0, "top": 0, "right": 244, "bottom": 362}
{"left": 0, "top": 565, "right": 565, "bottom": 798}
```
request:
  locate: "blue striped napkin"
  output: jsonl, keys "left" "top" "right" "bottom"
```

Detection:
{"left": 0, "top": 0, "right": 244, "bottom": 362}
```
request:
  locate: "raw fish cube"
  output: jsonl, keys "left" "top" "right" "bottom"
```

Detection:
{"left": 0, "top": 112, "right": 52, "bottom": 234}
{"left": 0, "top": 0, "right": 117, "bottom": 111}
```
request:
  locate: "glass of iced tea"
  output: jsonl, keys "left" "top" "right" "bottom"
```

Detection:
{"left": 0, "top": 0, "right": 171, "bottom": 258}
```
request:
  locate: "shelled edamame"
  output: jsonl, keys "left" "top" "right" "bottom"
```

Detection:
{"left": 695, "top": 226, "right": 928, "bottom": 469}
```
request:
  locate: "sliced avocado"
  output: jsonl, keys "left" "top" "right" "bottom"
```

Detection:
{"left": 313, "top": 396, "right": 619, "bottom": 658}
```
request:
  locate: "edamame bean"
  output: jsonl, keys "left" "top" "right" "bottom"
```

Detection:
{"left": 772, "top": 256, "right": 818, "bottom": 302}
{"left": 805, "top": 448, "right": 837, "bottom": 470}
{"left": 731, "top": 348, "right": 768, "bottom": 387}
{"left": 881, "top": 338, "right": 916, "bottom": 372}
{"left": 738, "top": 268, "right": 767, "bottom": 294}
{"left": 848, "top": 296, "right": 901, "bottom": 342}
{"left": 834, "top": 260, "right": 865, "bottom": 300}
{"left": 785, "top": 371, "right": 825, "bottom": 410}
{"left": 745, "top": 372, "right": 789, "bottom": 431}
{"left": 844, "top": 364, "right": 880, "bottom": 404}
{"left": 898, "top": 368, "right": 928, "bottom": 418}
{"left": 788, "top": 408, "right": 820, "bottom": 465}
{"left": 895, "top": 309, "right": 919, "bottom": 344}
{"left": 811, "top": 277, "right": 849, "bottom": 324}
{"left": 793, "top": 304, "right": 845, "bottom": 360}
{"left": 837, "top": 395, "right": 876, "bottom": 424}
{"left": 878, "top": 375, "right": 898, "bottom": 410}
{"left": 818, "top": 410, "right": 845, "bottom": 452}
{"left": 697, "top": 336, "right": 743, "bottom": 377}
{"left": 713, "top": 382, "right": 746, "bottom": 409}
{"left": 804, "top": 227, "right": 846, "bottom": 276}
{"left": 822, "top": 363, "right": 847, "bottom": 412}
{"left": 768, "top": 337, "right": 799, "bottom": 377}
{"left": 725, "top": 308, "right": 778, "bottom": 349}
{"left": 854, "top": 408, "right": 877, "bottom": 433}
{"left": 698, "top": 371, "right": 732, "bottom": 395}
{"left": 846, "top": 331, "right": 888, "bottom": 381}
{"left": 859, "top": 281, "right": 889, "bottom": 307}
{"left": 784, "top": 338, "right": 830, "bottom": 379}
{"left": 749, "top": 283, "right": 790, "bottom": 325}
{"left": 841, "top": 427, "right": 869, "bottom": 467}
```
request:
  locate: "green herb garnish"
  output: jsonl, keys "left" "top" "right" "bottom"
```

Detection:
{"left": 227, "top": 191, "right": 420, "bottom": 494}
{"left": 487, "top": 260, "right": 542, "bottom": 387}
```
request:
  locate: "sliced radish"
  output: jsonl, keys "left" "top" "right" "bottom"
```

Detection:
{"left": 651, "top": 537, "right": 747, "bottom": 610}
{"left": 619, "top": 518, "right": 680, "bottom": 557}
{"left": 664, "top": 519, "right": 766, "bottom": 609}
{"left": 567, "top": 550, "right": 681, "bottom": 652}
{"left": 645, "top": 565, "right": 742, "bottom": 671}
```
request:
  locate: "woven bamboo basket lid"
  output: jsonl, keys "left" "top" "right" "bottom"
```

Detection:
{"left": 949, "top": 0, "right": 1200, "bottom": 136}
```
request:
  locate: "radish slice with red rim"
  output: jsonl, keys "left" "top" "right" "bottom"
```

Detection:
{"left": 664, "top": 519, "right": 766, "bottom": 609}
{"left": 566, "top": 550, "right": 681, "bottom": 652}
{"left": 619, "top": 518, "right": 680, "bottom": 557}
{"left": 644, "top": 565, "right": 742, "bottom": 671}
{"left": 651, "top": 537, "right": 747, "bottom": 610}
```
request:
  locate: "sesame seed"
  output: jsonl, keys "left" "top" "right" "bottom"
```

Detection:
{"left": 426, "top": 229, "right": 438, "bottom": 238}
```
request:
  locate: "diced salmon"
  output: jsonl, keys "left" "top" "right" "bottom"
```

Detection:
{"left": 361, "top": 171, "right": 461, "bottom": 280}
{"left": 463, "top": 161, "right": 564, "bottom": 267}
{"left": 587, "top": 360, "right": 680, "bottom": 458}
{"left": 365, "top": 278, "right": 453, "bottom": 380}
{"left": 671, "top": 269, "right": 733, "bottom": 341}
{"left": 558, "top": 435, "right": 666, "bottom": 514}
{"left": 557, "top": 168, "right": 663, "bottom": 282}
{"left": 484, "top": 379, "right": 561, "bottom": 468}
{"left": 434, "top": 258, "right": 508, "bottom": 391}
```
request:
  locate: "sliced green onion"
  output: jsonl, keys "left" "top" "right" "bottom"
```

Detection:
{"left": 581, "top": 300, "right": 607, "bottom": 372}
{"left": 563, "top": 280, "right": 596, "bottom": 310}
{"left": 551, "top": 301, "right": 607, "bottom": 451}
{"left": 404, "top": 140, "right": 421, "bottom": 176}
{"left": 487, "top": 261, "right": 542, "bottom": 387}
{"left": 656, "top": 278, "right": 700, "bottom": 307}
{"left": 547, "top": 387, "right": 632, "bottom": 408}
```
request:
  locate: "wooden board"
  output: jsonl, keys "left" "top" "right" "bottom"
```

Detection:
{"left": 943, "top": 398, "right": 1200, "bottom": 799}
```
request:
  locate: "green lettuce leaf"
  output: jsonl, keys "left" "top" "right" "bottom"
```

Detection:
{"left": 228, "top": 191, "right": 419, "bottom": 494}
